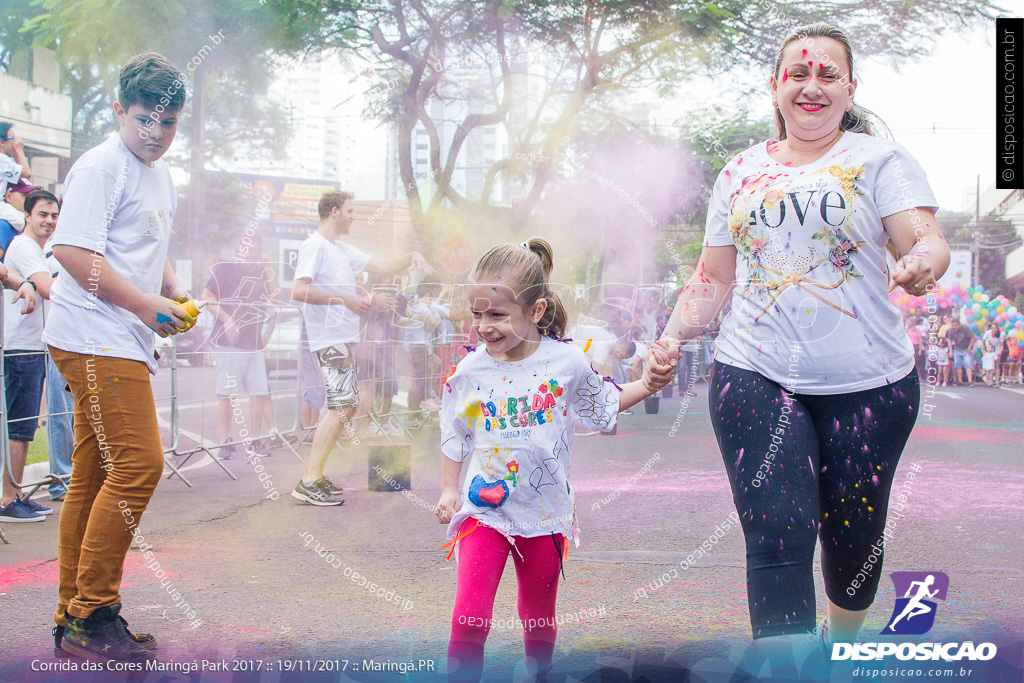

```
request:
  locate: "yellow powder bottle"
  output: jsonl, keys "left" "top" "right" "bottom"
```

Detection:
{"left": 172, "top": 299, "right": 207, "bottom": 332}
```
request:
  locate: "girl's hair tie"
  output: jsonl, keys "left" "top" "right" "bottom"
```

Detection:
{"left": 519, "top": 241, "right": 530, "bottom": 249}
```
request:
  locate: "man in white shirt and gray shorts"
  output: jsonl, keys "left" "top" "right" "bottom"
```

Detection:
{"left": 290, "top": 190, "right": 433, "bottom": 505}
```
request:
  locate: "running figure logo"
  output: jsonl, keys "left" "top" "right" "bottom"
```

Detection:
{"left": 881, "top": 571, "right": 949, "bottom": 635}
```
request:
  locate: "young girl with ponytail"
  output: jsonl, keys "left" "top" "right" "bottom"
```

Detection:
{"left": 435, "top": 238, "right": 673, "bottom": 682}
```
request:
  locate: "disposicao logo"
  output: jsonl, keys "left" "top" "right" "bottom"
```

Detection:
{"left": 831, "top": 571, "right": 997, "bottom": 662}
{"left": 881, "top": 571, "right": 949, "bottom": 635}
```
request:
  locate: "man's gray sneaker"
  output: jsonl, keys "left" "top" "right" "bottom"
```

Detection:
{"left": 291, "top": 480, "right": 344, "bottom": 506}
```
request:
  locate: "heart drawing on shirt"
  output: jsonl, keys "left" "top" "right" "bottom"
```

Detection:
{"left": 469, "top": 475, "right": 509, "bottom": 508}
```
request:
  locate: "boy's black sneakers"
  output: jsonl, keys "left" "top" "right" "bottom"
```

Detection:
{"left": 59, "top": 604, "right": 155, "bottom": 662}
{"left": 54, "top": 615, "right": 158, "bottom": 657}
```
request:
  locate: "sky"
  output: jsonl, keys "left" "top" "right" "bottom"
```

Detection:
{"left": 836, "top": 24, "right": 996, "bottom": 215}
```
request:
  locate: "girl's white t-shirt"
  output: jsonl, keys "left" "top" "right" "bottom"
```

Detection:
{"left": 442, "top": 337, "right": 619, "bottom": 542}
{"left": 43, "top": 135, "right": 176, "bottom": 374}
{"left": 703, "top": 132, "right": 938, "bottom": 394}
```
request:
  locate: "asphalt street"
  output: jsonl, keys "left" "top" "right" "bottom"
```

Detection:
{"left": 1, "top": 366, "right": 1022, "bottom": 683}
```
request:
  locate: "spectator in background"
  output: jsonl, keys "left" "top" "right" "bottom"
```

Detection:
{"left": 0, "top": 121, "right": 33, "bottom": 190}
{"left": 201, "top": 246, "right": 285, "bottom": 458}
{"left": 355, "top": 277, "right": 409, "bottom": 437}
{"left": 632, "top": 292, "right": 661, "bottom": 344}
{"left": 982, "top": 341, "right": 998, "bottom": 387}
{"left": 1, "top": 121, "right": 34, "bottom": 254}
{"left": 982, "top": 322, "right": 1005, "bottom": 388}
{"left": 600, "top": 301, "right": 631, "bottom": 340}
{"left": 656, "top": 302, "right": 673, "bottom": 338}
{"left": 424, "top": 284, "right": 457, "bottom": 412}
{"left": 1005, "top": 336, "right": 1021, "bottom": 385}
{"left": 586, "top": 338, "right": 639, "bottom": 384}
{"left": 403, "top": 283, "right": 441, "bottom": 429}
{"left": 1, "top": 179, "right": 40, "bottom": 257}
{"left": 937, "top": 314, "right": 952, "bottom": 340}
{"left": 1, "top": 189, "right": 59, "bottom": 523}
{"left": 676, "top": 336, "right": 701, "bottom": 397}
{"left": 905, "top": 315, "right": 925, "bottom": 375}
{"left": 37, "top": 192, "right": 74, "bottom": 502}
{"left": 447, "top": 293, "right": 476, "bottom": 366}
{"left": 299, "top": 320, "right": 326, "bottom": 437}
{"left": 948, "top": 318, "right": 976, "bottom": 386}
{"left": 935, "top": 336, "right": 952, "bottom": 386}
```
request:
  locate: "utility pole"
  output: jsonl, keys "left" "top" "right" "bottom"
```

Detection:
{"left": 974, "top": 174, "right": 981, "bottom": 288}
{"left": 188, "top": 63, "right": 206, "bottom": 263}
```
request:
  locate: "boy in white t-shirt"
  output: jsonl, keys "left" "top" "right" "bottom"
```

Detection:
{"left": 42, "top": 53, "right": 195, "bottom": 663}
{"left": 289, "top": 190, "right": 434, "bottom": 505}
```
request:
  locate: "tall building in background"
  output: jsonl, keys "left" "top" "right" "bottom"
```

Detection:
{"left": 233, "top": 53, "right": 342, "bottom": 183}
{"left": 982, "top": 187, "right": 1024, "bottom": 292}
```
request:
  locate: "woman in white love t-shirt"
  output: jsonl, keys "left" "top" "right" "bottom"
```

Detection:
{"left": 653, "top": 21, "right": 950, "bottom": 670}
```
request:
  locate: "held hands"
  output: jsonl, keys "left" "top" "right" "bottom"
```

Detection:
{"left": 643, "top": 337, "right": 681, "bottom": 393}
{"left": 892, "top": 253, "right": 936, "bottom": 297}
{"left": 138, "top": 294, "right": 191, "bottom": 338}
{"left": 435, "top": 487, "right": 461, "bottom": 525}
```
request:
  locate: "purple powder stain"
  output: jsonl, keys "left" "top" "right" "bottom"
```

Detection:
{"left": 872, "top": 475, "right": 879, "bottom": 485}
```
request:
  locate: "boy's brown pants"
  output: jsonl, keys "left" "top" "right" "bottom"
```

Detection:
{"left": 48, "top": 347, "right": 164, "bottom": 625}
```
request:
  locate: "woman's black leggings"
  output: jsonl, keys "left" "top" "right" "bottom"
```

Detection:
{"left": 708, "top": 362, "right": 920, "bottom": 639}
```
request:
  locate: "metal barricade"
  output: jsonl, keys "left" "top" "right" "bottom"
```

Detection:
{"left": 0, "top": 302, "right": 69, "bottom": 509}
{"left": 1, "top": 292, "right": 457, "bottom": 522}
{"left": 161, "top": 302, "right": 309, "bottom": 484}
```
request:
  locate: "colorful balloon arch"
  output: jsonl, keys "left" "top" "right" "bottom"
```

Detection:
{"left": 891, "top": 284, "right": 1024, "bottom": 340}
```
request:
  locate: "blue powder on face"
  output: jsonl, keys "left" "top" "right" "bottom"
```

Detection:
{"left": 157, "top": 313, "right": 174, "bottom": 325}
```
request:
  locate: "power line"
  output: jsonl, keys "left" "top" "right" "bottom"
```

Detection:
{"left": 0, "top": 113, "right": 107, "bottom": 142}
